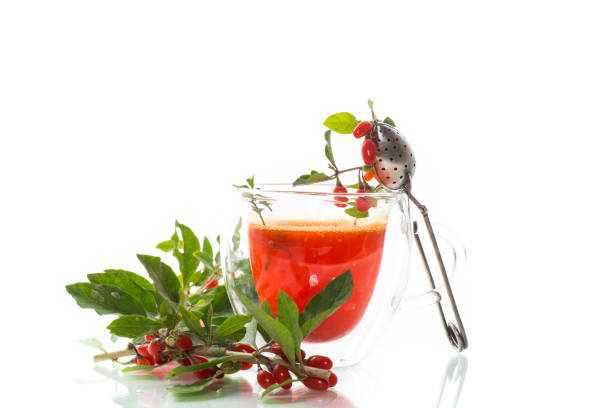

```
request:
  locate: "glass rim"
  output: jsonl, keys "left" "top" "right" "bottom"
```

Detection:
{"left": 238, "top": 183, "right": 401, "bottom": 199}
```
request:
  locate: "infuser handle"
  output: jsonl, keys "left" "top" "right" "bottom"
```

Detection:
{"left": 407, "top": 188, "right": 469, "bottom": 352}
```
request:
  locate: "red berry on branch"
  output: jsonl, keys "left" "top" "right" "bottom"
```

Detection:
{"left": 145, "top": 334, "right": 153, "bottom": 342}
{"left": 232, "top": 343, "right": 256, "bottom": 370}
{"left": 356, "top": 197, "right": 371, "bottom": 212}
{"left": 147, "top": 338, "right": 165, "bottom": 356}
{"left": 353, "top": 121, "right": 372, "bottom": 138}
{"left": 257, "top": 369, "right": 275, "bottom": 389}
{"left": 204, "top": 277, "right": 219, "bottom": 289}
{"left": 302, "top": 376, "right": 329, "bottom": 391}
{"left": 192, "top": 355, "right": 216, "bottom": 379}
{"left": 328, "top": 372, "right": 338, "bottom": 387}
{"left": 176, "top": 334, "right": 193, "bottom": 350}
{"left": 181, "top": 357, "right": 192, "bottom": 366}
{"left": 154, "top": 352, "right": 168, "bottom": 365}
{"left": 272, "top": 365, "right": 292, "bottom": 389}
{"left": 361, "top": 139, "right": 377, "bottom": 165}
{"left": 137, "top": 344, "right": 151, "bottom": 358}
{"left": 270, "top": 343, "right": 305, "bottom": 361}
{"left": 136, "top": 357, "right": 151, "bottom": 366}
{"left": 304, "top": 355, "right": 333, "bottom": 370}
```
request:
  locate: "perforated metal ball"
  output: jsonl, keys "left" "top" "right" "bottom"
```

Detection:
{"left": 372, "top": 122, "right": 416, "bottom": 190}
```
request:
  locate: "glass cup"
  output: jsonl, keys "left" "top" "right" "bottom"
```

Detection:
{"left": 221, "top": 184, "right": 465, "bottom": 366}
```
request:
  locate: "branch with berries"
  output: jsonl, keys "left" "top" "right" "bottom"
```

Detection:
{"left": 66, "top": 222, "right": 351, "bottom": 398}
{"left": 292, "top": 100, "right": 395, "bottom": 219}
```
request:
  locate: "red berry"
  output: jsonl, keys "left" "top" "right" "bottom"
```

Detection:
{"left": 232, "top": 343, "right": 256, "bottom": 370}
{"left": 353, "top": 121, "right": 372, "bottom": 138}
{"left": 147, "top": 338, "right": 165, "bottom": 356}
{"left": 145, "top": 334, "right": 152, "bottom": 342}
{"left": 257, "top": 370, "right": 275, "bottom": 389}
{"left": 136, "top": 357, "right": 151, "bottom": 366}
{"left": 212, "top": 366, "right": 225, "bottom": 379}
{"left": 328, "top": 372, "right": 338, "bottom": 387}
{"left": 137, "top": 344, "right": 151, "bottom": 358}
{"left": 361, "top": 139, "right": 377, "bottom": 165}
{"left": 146, "top": 356, "right": 155, "bottom": 365}
{"left": 204, "top": 277, "right": 219, "bottom": 289}
{"left": 272, "top": 365, "right": 292, "bottom": 389}
{"left": 176, "top": 334, "right": 193, "bottom": 350}
{"left": 302, "top": 376, "right": 329, "bottom": 391}
{"left": 181, "top": 357, "right": 192, "bottom": 366}
{"left": 154, "top": 352, "right": 168, "bottom": 365}
{"left": 304, "top": 355, "right": 333, "bottom": 370}
{"left": 192, "top": 355, "right": 216, "bottom": 379}
{"left": 356, "top": 197, "right": 371, "bottom": 212}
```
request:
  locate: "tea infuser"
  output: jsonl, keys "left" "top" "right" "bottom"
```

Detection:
{"left": 372, "top": 122, "right": 468, "bottom": 351}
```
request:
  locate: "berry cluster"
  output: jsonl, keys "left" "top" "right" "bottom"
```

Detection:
{"left": 132, "top": 333, "right": 195, "bottom": 366}
{"left": 256, "top": 343, "right": 337, "bottom": 392}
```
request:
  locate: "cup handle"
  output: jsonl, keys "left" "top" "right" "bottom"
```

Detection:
{"left": 401, "top": 221, "right": 467, "bottom": 309}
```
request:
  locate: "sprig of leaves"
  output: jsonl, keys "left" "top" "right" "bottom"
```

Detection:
{"left": 234, "top": 175, "right": 272, "bottom": 225}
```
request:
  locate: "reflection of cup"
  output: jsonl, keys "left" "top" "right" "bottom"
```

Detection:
{"left": 223, "top": 184, "right": 465, "bottom": 366}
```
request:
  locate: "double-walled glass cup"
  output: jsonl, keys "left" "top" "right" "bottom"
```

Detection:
{"left": 221, "top": 184, "right": 464, "bottom": 366}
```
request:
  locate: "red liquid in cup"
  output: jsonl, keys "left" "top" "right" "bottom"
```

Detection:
{"left": 248, "top": 219, "right": 387, "bottom": 342}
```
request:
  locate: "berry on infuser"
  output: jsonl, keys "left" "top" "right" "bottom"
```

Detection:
{"left": 272, "top": 365, "right": 292, "bottom": 389}
{"left": 353, "top": 121, "right": 372, "bottom": 138}
{"left": 302, "top": 376, "right": 329, "bottom": 391}
{"left": 176, "top": 334, "right": 193, "bottom": 350}
{"left": 304, "top": 355, "right": 333, "bottom": 370}
{"left": 257, "top": 369, "right": 275, "bottom": 389}
{"left": 361, "top": 139, "right": 377, "bottom": 165}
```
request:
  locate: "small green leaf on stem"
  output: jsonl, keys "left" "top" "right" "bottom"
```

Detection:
{"left": 292, "top": 170, "right": 330, "bottom": 186}
{"left": 323, "top": 112, "right": 360, "bottom": 134}
{"left": 174, "top": 221, "right": 201, "bottom": 287}
{"left": 383, "top": 116, "right": 396, "bottom": 127}
{"left": 156, "top": 240, "right": 174, "bottom": 253}
{"left": 66, "top": 283, "right": 147, "bottom": 316}
{"left": 180, "top": 306, "right": 206, "bottom": 339}
{"left": 137, "top": 255, "right": 181, "bottom": 304}
{"left": 276, "top": 291, "right": 303, "bottom": 362}
{"left": 324, "top": 130, "right": 337, "bottom": 170}
{"left": 214, "top": 314, "right": 253, "bottom": 339}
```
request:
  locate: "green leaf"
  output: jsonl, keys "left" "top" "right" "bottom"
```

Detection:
{"left": 123, "top": 365, "right": 156, "bottom": 373}
{"left": 242, "top": 318, "right": 258, "bottom": 346}
{"left": 174, "top": 221, "right": 201, "bottom": 286}
{"left": 87, "top": 271, "right": 157, "bottom": 314}
{"left": 261, "top": 379, "right": 301, "bottom": 399}
{"left": 66, "top": 283, "right": 147, "bottom": 316}
{"left": 74, "top": 338, "right": 107, "bottom": 353}
{"left": 136, "top": 255, "right": 181, "bottom": 304}
{"left": 276, "top": 291, "right": 303, "bottom": 362}
{"left": 257, "top": 300, "right": 273, "bottom": 342}
{"left": 106, "top": 315, "right": 163, "bottom": 338}
{"left": 323, "top": 112, "right": 360, "bottom": 134}
{"left": 180, "top": 307, "right": 206, "bottom": 339}
{"left": 323, "top": 130, "right": 337, "bottom": 170}
{"left": 292, "top": 170, "right": 330, "bottom": 186}
{"left": 246, "top": 175, "right": 255, "bottom": 188}
{"left": 344, "top": 207, "right": 369, "bottom": 218}
{"left": 193, "top": 251, "right": 214, "bottom": 271}
{"left": 232, "top": 218, "right": 242, "bottom": 251}
{"left": 203, "top": 236, "right": 214, "bottom": 258}
{"left": 168, "top": 355, "right": 243, "bottom": 377}
{"left": 234, "top": 288, "right": 295, "bottom": 365}
{"left": 299, "top": 270, "right": 354, "bottom": 338}
{"left": 214, "top": 315, "right": 252, "bottom": 340}
{"left": 209, "top": 284, "right": 234, "bottom": 317}
{"left": 156, "top": 240, "right": 174, "bottom": 253}
{"left": 383, "top": 116, "right": 396, "bottom": 127}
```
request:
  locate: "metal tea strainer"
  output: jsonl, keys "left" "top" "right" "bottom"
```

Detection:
{"left": 372, "top": 122, "right": 468, "bottom": 351}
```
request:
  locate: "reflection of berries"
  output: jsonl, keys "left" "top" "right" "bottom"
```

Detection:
{"left": 304, "top": 355, "right": 333, "bottom": 370}
{"left": 328, "top": 372, "right": 338, "bottom": 387}
{"left": 176, "top": 334, "right": 192, "bottom": 350}
{"left": 333, "top": 185, "right": 349, "bottom": 208}
{"left": 353, "top": 121, "right": 372, "bottom": 138}
{"left": 193, "top": 355, "right": 216, "bottom": 379}
{"left": 257, "top": 369, "right": 275, "bottom": 389}
{"left": 302, "top": 376, "right": 329, "bottom": 391}
{"left": 232, "top": 343, "right": 256, "bottom": 370}
{"left": 356, "top": 197, "right": 371, "bottom": 212}
{"left": 361, "top": 139, "right": 377, "bottom": 165}
{"left": 272, "top": 365, "right": 292, "bottom": 389}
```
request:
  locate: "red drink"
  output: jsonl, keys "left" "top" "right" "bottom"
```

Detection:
{"left": 248, "top": 219, "right": 387, "bottom": 342}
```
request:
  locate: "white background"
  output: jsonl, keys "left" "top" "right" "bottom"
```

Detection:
{"left": 1, "top": 1, "right": 611, "bottom": 406}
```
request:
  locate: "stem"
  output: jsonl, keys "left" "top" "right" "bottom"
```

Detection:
{"left": 92, "top": 346, "right": 331, "bottom": 380}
